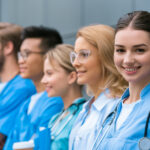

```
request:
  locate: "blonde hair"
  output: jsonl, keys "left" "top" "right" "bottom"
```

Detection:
{"left": 45, "top": 44, "right": 76, "bottom": 73}
{"left": 77, "top": 24, "right": 128, "bottom": 98}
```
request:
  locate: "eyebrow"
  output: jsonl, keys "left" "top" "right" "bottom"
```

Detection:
{"left": 115, "top": 44, "right": 147, "bottom": 48}
{"left": 114, "top": 44, "right": 124, "bottom": 47}
{"left": 22, "top": 49, "right": 31, "bottom": 52}
{"left": 133, "top": 44, "right": 147, "bottom": 48}
{"left": 74, "top": 49, "right": 90, "bottom": 53}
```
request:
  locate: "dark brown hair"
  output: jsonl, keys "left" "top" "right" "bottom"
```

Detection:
{"left": 115, "top": 11, "right": 150, "bottom": 34}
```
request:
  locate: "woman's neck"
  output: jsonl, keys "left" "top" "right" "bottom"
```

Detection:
{"left": 124, "top": 83, "right": 145, "bottom": 104}
{"left": 62, "top": 86, "right": 82, "bottom": 109}
{"left": 89, "top": 82, "right": 105, "bottom": 101}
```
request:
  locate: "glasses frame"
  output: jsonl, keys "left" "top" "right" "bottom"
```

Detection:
{"left": 70, "top": 49, "right": 91, "bottom": 64}
{"left": 18, "top": 50, "right": 45, "bottom": 61}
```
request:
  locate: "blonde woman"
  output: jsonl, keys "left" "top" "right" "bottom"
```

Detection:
{"left": 40, "top": 44, "right": 86, "bottom": 150}
{"left": 69, "top": 24, "right": 127, "bottom": 150}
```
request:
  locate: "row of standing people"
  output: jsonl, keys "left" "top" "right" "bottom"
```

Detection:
{"left": 0, "top": 10, "right": 150, "bottom": 150}
{"left": 0, "top": 24, "right": 86, "bottom": 150}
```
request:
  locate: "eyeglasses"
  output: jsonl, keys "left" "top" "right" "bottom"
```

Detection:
{"left": 18, "top": 50, "right": 45, "bottom": 61}
{"left": 70, "top": 49, "right": 91, "bottom": 64}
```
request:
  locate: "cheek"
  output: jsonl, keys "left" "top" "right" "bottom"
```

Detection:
{"left": 26, "top": 57, "right": 35, "bottom": 65}
{"left": 31, "top": 60, "right": 43, "bottom": 71}
{"left": 141, "top": 55, "right": 150, "bottom": 65}
{"left": 114, "top": 55, "right": 121, "bottom": 67}
{"left": 48, "top": 75, "right": 65, "bottom": 85}
{"left": 47, "top": 77, "right": 58, "bottom": 85}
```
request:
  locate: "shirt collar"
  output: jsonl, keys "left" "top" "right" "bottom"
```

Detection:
{"left": 93, "top": 92, "right": 116, "bottom": 111}
{"left": 121, "top": 82, "right": 150, "bottom": 101}
{"left": 140, "top": 83, "right": 150, "bottom": 98}
{"left": 72, "top": 97, "right": 87, "bottom": 105}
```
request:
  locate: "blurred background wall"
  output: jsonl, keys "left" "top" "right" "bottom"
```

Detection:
{"left": 0, "top": 0, "right": 150, "bottom": 44}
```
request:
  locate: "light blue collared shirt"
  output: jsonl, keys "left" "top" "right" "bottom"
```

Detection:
{"left": 94, "top": 83, "right": 150, "bottom": 150}
{"left": 69, "top": 90, "right": 119, "bottom": 150}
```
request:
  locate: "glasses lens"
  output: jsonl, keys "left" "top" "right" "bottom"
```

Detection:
{"left": 78, "top": 50, "right": 91, "bottom": 62}
{"left": 17, "top": 52, "right": 22, "bottom": 60}
{"left": 139, "top": 137, "right": 150, "bottom": 150}
{"left": 70, "top": 52, "right": 76, "bottom": 64}
{"left": 79, "top": 50, "right": 90, "bottom": 57}
{"left": 18, "top": 51, "right": 27, "bottom": 60}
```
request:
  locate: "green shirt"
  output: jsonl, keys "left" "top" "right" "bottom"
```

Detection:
{"left": 48, "top": 97, "right": 86, "bottom": 150}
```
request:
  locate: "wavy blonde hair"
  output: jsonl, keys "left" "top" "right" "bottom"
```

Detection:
{"left": 77, "top": 24, "right": 128, "bottom": 98}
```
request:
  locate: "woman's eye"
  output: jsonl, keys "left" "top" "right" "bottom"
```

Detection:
{"left": 80, "top": 52, "right": 89, "bottom": 57}
{"left": 136, "top": 49, "right": 145, "bottom": 53}
{"left": 115, "top": 49, "right": 125, "bottom": 53}
{"left": 47, "top": 71, "right": 52, "bottom": 76}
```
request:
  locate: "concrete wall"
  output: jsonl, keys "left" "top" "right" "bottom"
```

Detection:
{"left": 0, "top": 0, "right": 150, "bottom": 44}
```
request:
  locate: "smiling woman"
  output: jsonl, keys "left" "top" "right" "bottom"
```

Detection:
{"left": 114, "top": 28, "right": 150, "bottom": 86}
{"left": 40, "top": 44, "right": 86, "bottom": 150}
{"left": 94, "top": 11, "right": 150, "bottom": 150}
{"left": 69, "top": 24, "right": 128, "bottom": 150}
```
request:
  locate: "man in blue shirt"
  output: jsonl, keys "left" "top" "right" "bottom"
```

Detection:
{"left": 4, "top": 26, "right": 64, "bottom": 150}
{"left": 0, "top": 23, "right": 36, "bottom": 149}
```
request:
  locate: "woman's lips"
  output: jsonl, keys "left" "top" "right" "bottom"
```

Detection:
{"left": 123, "top": 66, "right": 140, "bottom": 75}
{"left": 77, "top": 71, "right": 86, "bottom": 77}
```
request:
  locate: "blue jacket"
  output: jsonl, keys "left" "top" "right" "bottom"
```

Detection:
{"left": 4, "top": 91, "right": 64, "bottom": 150}
{"left": 0, "top": 75, "right": 36, "bottom": 136}
{"left": 34, "top": 97, "right": 86, "bottom": 150}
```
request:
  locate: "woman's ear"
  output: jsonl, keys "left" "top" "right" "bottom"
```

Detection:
{"left": 3, "top": 41, "right": 14, "bottom": 56}
{"left": 68, "top": 71, "right": 77, "bottom": 85}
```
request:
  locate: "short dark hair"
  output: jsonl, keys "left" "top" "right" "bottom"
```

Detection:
{"left": 115, "top": 11, "right": 150, "bottom": 34}
{"left": 21, "top": 26, "right": 63, "bottom": 52}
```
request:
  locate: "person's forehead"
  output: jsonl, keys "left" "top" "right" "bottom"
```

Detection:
{"left": 20, "top": 38, "right": 42, "bottom": 50}
{"left": 115, "top": 28, "right": 150, "bottom": 45}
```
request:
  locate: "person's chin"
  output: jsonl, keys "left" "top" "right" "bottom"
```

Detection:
{"left": 20, "top": 73, "right": 28, "bottom": 79}
{"left": 77, "top": 78, "right": 86, "bottom": 85}
{"left": 47, "top": 93, "right": 55, "bottom": 97}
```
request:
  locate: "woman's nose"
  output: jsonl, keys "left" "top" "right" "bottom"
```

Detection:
{"left": 124, "top": 52, "right": 135, "bottom": 65}
{"left": 41, "top": 75, "right": 46, "bottom": 84}
{"left": 72, "top": 57, "right": 80, "bottom": 68}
